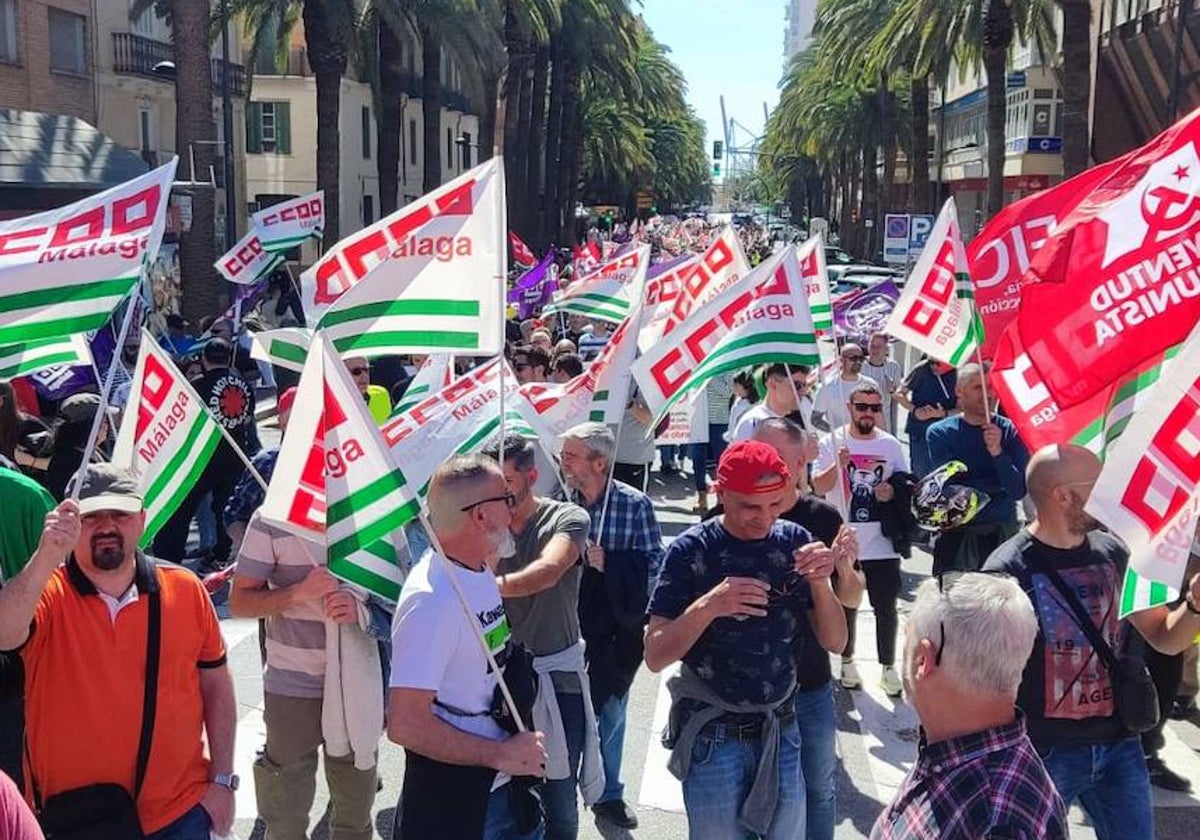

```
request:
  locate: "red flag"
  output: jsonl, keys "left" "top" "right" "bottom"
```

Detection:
{"left": 1014, "top": 107, "right": 1200, "bottom": 407}
{"left": 509, "top": 231, "right": 537, "bottom": 267}
{"left": 967, "top": 154, "right": 1129, "bottom": 358}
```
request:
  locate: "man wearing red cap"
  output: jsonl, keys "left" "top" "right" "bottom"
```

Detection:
{"left": 644, "top": 440, "right": 849, "bottom": 840}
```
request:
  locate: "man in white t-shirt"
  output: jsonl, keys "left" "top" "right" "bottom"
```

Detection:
{"left": 388, "top": 455, "right": 548, "bottom": 840}
{"left": 812, "top": 382, "right": 908, "bottom": 698}
{"left": 811, "top": 343, "right": 878, "bottom": 433}
{"left": 731, "top": 362, "right": 813, "bottom": 440}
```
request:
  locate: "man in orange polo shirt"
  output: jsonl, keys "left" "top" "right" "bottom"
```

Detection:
{"left": 0, "top": 464, "right": 237, "bottom": 839}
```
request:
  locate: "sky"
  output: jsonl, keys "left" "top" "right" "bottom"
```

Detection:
{"left": 638, "top": 0, "right": 787, "bottom": 151}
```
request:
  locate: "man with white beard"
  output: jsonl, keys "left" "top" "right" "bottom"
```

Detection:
{"left": 387, "top": 455, "right": 548, "bottom": 840}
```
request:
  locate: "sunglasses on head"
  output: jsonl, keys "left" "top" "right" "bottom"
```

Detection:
{"left": 459, "top": 492, "right": 517, "bottom": 513}
{"left": 852, "top": 402, "right": 882, "bottom": 413}
{"left": 933, "top": 570, "right": 1015, "bottom": 665}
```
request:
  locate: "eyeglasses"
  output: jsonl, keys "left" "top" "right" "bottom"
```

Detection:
{"left": 852, "top": 402, "right": 883, "bottom": 413}
{"left": 349, "top": 367, "right": 370, "bottom": 376}
{"left": 459, "top": 492, "right": 517, "bottom": 512}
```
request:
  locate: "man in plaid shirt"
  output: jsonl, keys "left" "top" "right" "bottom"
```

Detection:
{"left": 559, "top": 422, "right": 663, "bottom": 830}
{"left": 871, "top": 572, "right": 1067, "bottom": 840}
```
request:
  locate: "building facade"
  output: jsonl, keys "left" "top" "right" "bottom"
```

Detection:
{"left": 0, "top": 0, "right": 96, "bottom": 123}
{"left": 783, "top": 0, "right": 815, "bottom": 62}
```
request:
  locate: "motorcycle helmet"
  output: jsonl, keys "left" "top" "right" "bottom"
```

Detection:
{"left": 912, "top": 460, "right": 991, "bottom": 531}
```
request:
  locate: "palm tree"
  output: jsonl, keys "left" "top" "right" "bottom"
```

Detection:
{"left": 1057, "top": 0, "right": 1092, "bottom": 176}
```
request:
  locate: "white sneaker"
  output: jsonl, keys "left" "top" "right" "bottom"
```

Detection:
{"left": 881, "top": 665, "right": 903, "bottom": 698}
{"left": 839, "top": 658, "right": 862, "bottom": 689}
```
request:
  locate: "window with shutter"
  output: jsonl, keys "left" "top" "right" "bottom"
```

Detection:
{"left": 246, "top": 102, "right": 263, "bottom": 154}
{"left": 276, "top": 103, "right": 291, "bottom": 154}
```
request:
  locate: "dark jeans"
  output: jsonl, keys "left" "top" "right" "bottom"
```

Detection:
{"left": 396, "top": 749, "right": 497, "bottom": 840}
{"left": 689, "top": 425, "right": 729, "bottom": 492}
{"left": 1039, "top": 737, "right": 1153, "bottom": 840}
{"left": 1142, "top": 645, "right": 1184, "bottom": 756}
{"left": 0, "top": 697, "right": 22, "bottom": 791}
{"left": 152, "top": 463, "right": 237, "bottom": 563}
{"left": 483, "top": 690, "right": 586, "bottom": 840}
{"left": 145, "top": 804, "right": 211, "bottom": 840}
{"left": 842, "top": 558, "right": 901, "bottom": 666}
{"left": 613, "top": 462, "right": 647, "bottom": 493}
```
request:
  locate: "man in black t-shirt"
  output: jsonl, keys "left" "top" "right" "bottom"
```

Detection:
{"left": 153, "top": 338, "right": 257, "bottom": 567}
{"left": 983, "top": 444, "right": 1200, "bottom": 840}
{"left": 703, "top": 418, "right": 862, "bottom": 840}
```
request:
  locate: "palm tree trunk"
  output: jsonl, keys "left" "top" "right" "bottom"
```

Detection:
{"left": 1059, "top": 0, "right": 1092, "bottom": 176}
{"left": 171, "top": 0, "right": 218, "bottom": 322}
{"left": 879, "top": 76, "right": 895, "bottom": 219}
{"left": 862, "top": 143, "right": 879, "bottom": 259}
{"left": 378, "top": 18, "right": 403, "bottom": 215}
{"left": 559, "top": 62, "right": 584, "bottom": 246}
{"left": 543, "top": 36, "right": 566, "bottom": 245}
{"left": 910, "top": 74, "right": 931, "bottom": 213}
{"left": 480, "top": 68, "right": 501, "bottom": 160}
{"left": 502, "top": 3, "right": 525, "bottom": 217}
{"left": 304, "top": 0, "right": 348, "bottom": 247}
{"left": 524, "top": 45, "right": 550, "bottom": 246}
{"left": 983, "top": 0, "right": 1014, "bottom": 216}
{"left": 419, "top": 22, "right": 442, "bottom": 193}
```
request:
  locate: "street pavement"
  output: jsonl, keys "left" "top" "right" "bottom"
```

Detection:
{"left": 218, "top": 447, "right": 1200, "bottom": 839}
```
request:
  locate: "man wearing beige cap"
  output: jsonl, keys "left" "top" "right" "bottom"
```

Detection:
{"left": 0, "top": 464, "right": 237, "bottom": 839}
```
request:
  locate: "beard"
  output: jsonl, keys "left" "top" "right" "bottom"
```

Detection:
{"left": 853, "top": 417, "right": 876, "bottom": 435}
{"left": 1066, "top": 493, "right": 1100, "bottom": 535}
{"left": 90, "top": 533, "right": 126, "bottom": 571}
{"left": 489, "top": 526, "right": 517, "bottom": 559}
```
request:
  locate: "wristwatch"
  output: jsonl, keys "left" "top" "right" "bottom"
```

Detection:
{"left": 211, "top": 773, "right": 240, "bottom": 791}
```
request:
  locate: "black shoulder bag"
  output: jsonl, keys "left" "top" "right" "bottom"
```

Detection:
{"left": 1026, "top": 549, "right": 1159, "bottom": 734}
{"left": 34, "top": 581, "right": 162, "bottom": 840}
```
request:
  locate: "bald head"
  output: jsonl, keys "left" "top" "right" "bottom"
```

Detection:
{"left": 1026, "top": 444, "right": 1101, "bottom": 506}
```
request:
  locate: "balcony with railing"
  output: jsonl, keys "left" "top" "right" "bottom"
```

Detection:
{"left": 112, "top": 32, "right": 246, "bottom": 97}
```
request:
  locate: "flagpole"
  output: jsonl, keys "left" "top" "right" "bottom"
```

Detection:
{"left": 69, "top": 282, "right": 143, "bottom": 501}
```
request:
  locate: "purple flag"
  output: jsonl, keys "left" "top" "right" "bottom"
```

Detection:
{"left": 647, "top": 253, "right": 692, "bottom": 279}
{"left": 508, "top": 253, "right": 555, "bottom": 318}
{"left": 833, "top": 280, "right": 900, "bottom": 341}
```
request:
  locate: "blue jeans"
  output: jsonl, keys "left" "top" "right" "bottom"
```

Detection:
{"left": 596, "top": 693, "right": 628, "bottom": 804}
{"left": 146, "top": 804, "right": 211, "bottom": 840}
{"left": 689, "top": 425, "right": 729, "bottom": 492}
{"left": 483, "top": 690, "right": 587, "bottom": 840}
{"left": 680, "top": 718, "right": 806, "bottom": 840}
{"left": 196, "top": 491, "right": 216, "bottom": 551}
{"left": 795, "top": 683, "right": 836, "bottom": 840}
{"left": 1038, "top": 737, "right": 1153, "bottom": 840}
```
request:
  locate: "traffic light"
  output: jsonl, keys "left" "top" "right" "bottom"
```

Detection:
{"left": 712, "top": 140, "right": 723, "bottom": 160}
{"left": 712, "top": 162, "right": 721, "bottom": 177}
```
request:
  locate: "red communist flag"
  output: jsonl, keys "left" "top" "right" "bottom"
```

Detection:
{"left": 1013, "top": 106, "right": 1200, "bottom": 407}
{"left": 509, "top": 231, "right": 537, "bottom": 267}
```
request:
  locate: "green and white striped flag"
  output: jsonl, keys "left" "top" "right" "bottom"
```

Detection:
{"left": 0, "top": 334, "right": 92, "bottom": 378}
{"left": 543, "top": 244, "right": 650, "bottom": 323}
{"left": 0, "top": 160, "right": 176, "bottom": 345}
{"left": 215, "top": 228, "right": 284, "bottom": 285}
{"left": 886, "top": 197, "right": 979, "bottom": 367}
{"left": 1120, "top": 567, "right": 1180, "bottom": 620}
{"left": 250, "top": 327, "right": 313, "bottom": 373}
{"left": 391, "top": 354, "right": 455, "bottom": 417}
{"left": 111, "top": 331, "right": 224, "bottom": 545}
{"left": 632, "top": 245, "right": 821, "bottom": 426}
{"left": 796, "top": 232, "right": 833, "bottom": 334}
{"left": 252, "top": 191, "right": 325, "bottom": 253}
{"left": 304, "top": 159, "right": 505, "bottom": 354}
{"left": 259, "top": 332, "right": 413, "bottom": 601}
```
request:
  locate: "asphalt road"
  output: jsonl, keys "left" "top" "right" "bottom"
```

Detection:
{"left": 214, "top": 457, "right": 1200, "bottom": 840}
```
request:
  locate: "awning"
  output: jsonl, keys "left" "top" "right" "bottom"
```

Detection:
{"left": 0, "top": 108, "right": 149, "bottom": 190}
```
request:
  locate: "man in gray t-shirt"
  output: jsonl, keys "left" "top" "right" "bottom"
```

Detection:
{"left": 486, "top": 438, "right": 598, "bottom": 840}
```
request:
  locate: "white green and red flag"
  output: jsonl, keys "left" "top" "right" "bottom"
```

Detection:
{"left": 572, "top": 241, "right": 601, "bottom": 276}
{"left": 1085, "top": 316, "right": 1200, "bottom": 603}
{"left": 637, "top": 254, "right": 700, "bottom": 350}
{"left": 654, "top": 227, "right": 751, "bottom": 341}
{"left": 111, "top": 331, "right": 224, "bottom": 545}
{"left": 0, "top": 335, "right": 91, "bottom": 378}
{"left": 885, "top": 197, "right": 980, "bottom": 366}
{"left": 509, "top": 231, "right": 537, "bottom": 267}
{"left": 308, "top": 160, "right": 505, "bottom": 355}
{"left": 1013, "top": 108, "right": 1200, "bottom": 408}
{"left": 259, "top": 331, "right": 413, "bottom": 601}
{"left": 0, "top": 159, "right": 177, "bottom": 345}
{"left": 390, "top": 353, "right": 456, "bottom": 417}
{"left": 215, "top": 228, "right": 284, "bottom": 285}
{"left": 252, "top": 190, "right": 325, "bottom": 254}
{"left": 631, "top": 246, "right": 820, "bottom": 426}
{"left": 796, "top": 233, "right": 833, "bottom": 334}
{"left": 250, "top": 327, "right": 312, "bottom": 373}
{"left": 543, "top": 244, "right": 650, "bottom": 323}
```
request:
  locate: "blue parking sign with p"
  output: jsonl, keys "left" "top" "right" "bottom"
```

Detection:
{"left": 909, "top": 214, "right": 935, "bottom": 255}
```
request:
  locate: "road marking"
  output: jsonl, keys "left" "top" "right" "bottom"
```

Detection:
{"left": 638, "top": 663, "right": 683, "bottom": 813}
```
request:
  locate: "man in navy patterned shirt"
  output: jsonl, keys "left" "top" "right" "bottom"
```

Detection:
{"left": 871, "top": 572, "right": 1066, "bottom": 840}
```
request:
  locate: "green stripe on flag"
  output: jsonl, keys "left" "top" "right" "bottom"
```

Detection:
{"left": 0, "top": 276, "right": 134, "bottom": 314}
{"left": 0, "top": 350, "right": 80, "bottom": 378}
{"left": 0, "top": 312, "right": 119, "bottom": 345}
{"left": 328, "top": 499, "right": 421, "bottom": 569}
{"left": 320, "top": 299, "right": 480, "bottom": 328}
{"left": 328, "top": 555, "right": 403, "bottom": 602}
{"left": 139, "top": 419, "right": 222, "bottom": 544}
{"left": 262, "top": 233, "right": 319, "bottom": 251}
{"left": 327, "top": 470, "right": 409, "bottom": 527}
{"left": 269, "top": 339, "right": 308, "bottom": 366}
{"left": 1119, "top": 567, "right": 1176, "bottom": 618}
{"left": 810, "top": 303, "right": 832, "bottom": 314}
{"left": 331, "top": 331, "right": 481, "bottom": 353}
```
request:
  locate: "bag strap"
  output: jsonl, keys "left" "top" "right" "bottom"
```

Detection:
{"left": 134, "top": 581, "right": 162, "bottom": 800}
{"left": 1022, "top": 540, "right": 1122, "bottom": 675}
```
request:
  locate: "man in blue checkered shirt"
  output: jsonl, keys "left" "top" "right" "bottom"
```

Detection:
{"left": 559, "top": 422, "right": 663, "bottom": 830}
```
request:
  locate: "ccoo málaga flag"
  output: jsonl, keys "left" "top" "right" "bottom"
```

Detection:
{"left": 0, "top": 159, "right": 177, "bottom": 345}
{"left": 111, "top": 331, "right": 224, "bottom": 545}
{"left": 655, "top": 227, "right": 751, "bottom": 341}
{"left": 886, "top": 197, "right": 980, "bottom": 366}
{"left": 252, "top": 191, "right": 325, "bottom": 253}
{"left": 259, "top": 332, "right": 413, "bottom": 601}
{"left": 543, "top": 245, "right": 650, "bottom": 323}
{"left": 632, "top": 246, "right": 820, "bottom": 426}
{"left": 391, "top": 353, "right": 455, "bottom": 417}
{"left": 313, "top": 161, "right": 506, "bottom": 355}
{"left": 250, "top": 327, "right": 312, "bottom": 373}
{"left": 215, "top": 228, "right": 284, "bottom": 285}
{"left": 0, "top": 334, "right": 92, "bottom": 379}
{"left": 796, "top": 233, "right": 833, "bottom": 334}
